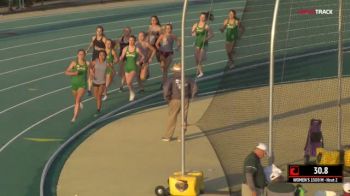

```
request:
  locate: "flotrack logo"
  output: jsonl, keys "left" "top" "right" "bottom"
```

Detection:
{"left": 297, "top": 9, "right": 333, "bottom": 15}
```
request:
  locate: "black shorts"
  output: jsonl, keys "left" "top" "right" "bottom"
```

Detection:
{"left": 93, "top": 83, "right": 106, "bottom": 87}
{"left": 159, "top": 51, "right": 174, "bottom": 59}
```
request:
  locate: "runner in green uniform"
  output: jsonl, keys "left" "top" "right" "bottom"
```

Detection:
{"left": 65, "top": 49, "right": 90, "bottom": 123}
{"left": 119, "top": 35, "right": 145, "bottom": 101}
{"left": 191, "top": 12, "right": 214, "bottom": 78}
{"left": 103, "top": 39, "right": 118, "bottom": 101}
{"left": 115, "top": 27, "right": 131, "bottom": 91}
{"left": 220, "top": 10, "right": 243, "bottom": 69}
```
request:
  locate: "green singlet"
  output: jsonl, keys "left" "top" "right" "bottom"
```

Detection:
{"left": 195, "top": 23, "right": 208, "bottom": 49}
{"left": 106, "top": 50, "right": 114, "bottom": 75}
{"left": 226, "top": 19, "right": 239, "bottom": 42}
{"left": 125, "top": 46, "right": 138, "bottom": 73}
{"left": 71, "top": 61, "right": 88, "bottom": 91}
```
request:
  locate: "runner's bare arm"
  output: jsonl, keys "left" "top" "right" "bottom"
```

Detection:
{"left": 137, "top": 48, "right": 145, "bottom": 64}
{"left": 86, "top": 36, "right": 96, "bottom": 53}
{"left": 119, "top": 47, "right": 127, "bottom": 62}
{"left": 220, "top": 19, "right": 228, "bottom": 33}
{"left": 191, "top": 23, "right": 197, "bottom": 36}
{"left": 206, "top": 25, "right": 214, "bottom": 41}
{"left": 147, "top": 43, "right": 156, "bottom": 63}
{"left": 89, "top": 61, "right": 95, "bottom": 79}
{"left": 112, "top": 49, "right": 119, "bottom": 64}
{"left": 174, "top": 35, "right": 181, "bottom": 50}
{"left": 155, "top": 34, "right": 163, "bottom": 50}
{"left": 65, "top": 61, "right": 78, "bottom": 76}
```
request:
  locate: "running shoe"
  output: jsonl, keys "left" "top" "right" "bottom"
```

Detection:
{"left": 79, "top": 102, "right": 84, "bottom": 110}
{"left": 87, "top": 90, "right": 92, "bottom": 96}
{"left": 129, "top": 91, "right": 135, "bottom": 101}
{"left": 119, "top": 85, "right": 124, "bottom": 92}
{"left": 102, "top": 95, "right": 107, "bottom": 101}
{"left": 71, "top": 117, "right": 76, "bottom": 123}
{"left": 196, "top": 72, "right": 204, "bottom": 78}
{"left": 94, "top": 109, "right": 101, "bottom": 117}
{"left": 161, "top": 137, "right": 171, "bottom": 142}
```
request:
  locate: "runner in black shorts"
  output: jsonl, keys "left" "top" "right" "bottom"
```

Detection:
{"left": 86, "top": 25, "right": 107, "bottom": 95}
{"left": 136, "top": 31, "right": 156, "bottom": 92}
{"left": 156, "top": 23, "right": 180, "bottom": 89}
{"left": 147, "top": 16, "right": 162, "bottom": 62}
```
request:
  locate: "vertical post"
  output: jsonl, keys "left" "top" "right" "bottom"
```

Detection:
{"left": 181, "top": 0, "right": 188, "bottom": 176}
{"left": 269, "top": 0, "right": 281, "bottom": 163}
{"left": 337, "top": 0, "right": 344, "bottom": 150}
{"left": 8, "top": 0, "right": 13, "bottom": 11}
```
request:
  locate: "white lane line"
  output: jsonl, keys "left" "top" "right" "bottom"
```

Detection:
{"left": 0, "top": 0, "right": 332, "bottom": 26}
{"left": 0, "top": 56, "right": 73, "bottom": 76}
{"left": 0, "top": 0, "right": 188, "bottom": 24}
{"left": 0, "top": 6, "right": 234, "bottom": 50}
{"left": 0, "top": 58, "right": 227, "bottom": 154}
{"left": 2, "top": 13, "right": 342, "bottom": 76}
{"left": 0, "top": 86, "right": 70, "bottom": 115}
{"left": 1, "top": 38, "right": 347, "bottom": 115}
{"left": 0, "top": 8, "right": 271, "bottom": 52}
{"left": 0, "top": 43, "right": 85, "bottom": 62}
{"left": 0, "top": 15, "right": 228, "bottom": 62}
{"left": 3, "top": 43, "right": 346, "bottom": 156}
{"left": 0, "top": 19, "right": 346, "bottom": 77}
{"left": 3, "top": 0, "right": 342, "bottom": 29}
{"left": 0, "top": 1, "right": 341, "bottom": 51}
{"left": 0, "top": 1, "right": 238, "bottom": 31}
{"left": 0, "top": 72, "right": 63, "bottom": 93}
{"left": 0, "top": 48, "right": 226, "bottom": 115}
{"left": 2, "top": 13, "right": 348, "bottom": 64}
{"left": 1, "top": 33, "right": 348, "bottom": 93}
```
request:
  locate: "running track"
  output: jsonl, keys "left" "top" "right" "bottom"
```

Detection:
{"left": 0, "top": 0, "right": 350, "bottom": 195}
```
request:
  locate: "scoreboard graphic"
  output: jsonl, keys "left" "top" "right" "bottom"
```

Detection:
{"left": 288, "top": 165, "right": 343, "bottom": 183}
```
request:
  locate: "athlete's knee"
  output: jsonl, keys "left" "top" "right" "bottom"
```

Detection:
{"left": 140, "top": 76, "right": 147, "bottom": 81}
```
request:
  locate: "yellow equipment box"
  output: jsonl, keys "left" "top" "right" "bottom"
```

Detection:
{"left": 169, "top": 171, "right": 204, "bottom": 196}
{"left": 344, "top": 149, "right": 350, "bottom": 167}
{"left": 316, "top": 148, "right": 340, "bottom": 165}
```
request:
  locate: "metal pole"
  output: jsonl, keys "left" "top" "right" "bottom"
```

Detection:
{"left": 8, "top": 0, "right": 13, "bottom": 11}
{"left": 269, "top": 0, "right": 281, "bottom": 162}
{"left": 181, "top": 0, "right": 188, "bottom": 176}
{"left": 337, "top": 0, "right": 344, "bottom": 150}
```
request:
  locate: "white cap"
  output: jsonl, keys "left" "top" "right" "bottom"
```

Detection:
{"left": 344, "top": 182, "right": 350, "bottom": 193}
{"left": 270, "top": 172, "right": 280, "bottom": 181}
{"left": 256, "top": 143, "right": 269, "bottom": 156}
{"left": 314, "top": 191, "right": 337, "bottom": 196}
